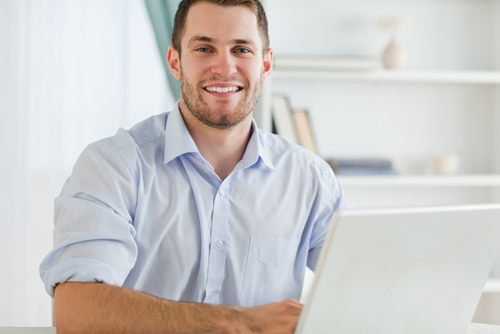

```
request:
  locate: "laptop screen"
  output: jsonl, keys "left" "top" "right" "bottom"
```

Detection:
{"left": 296, "top": 204, "right": 500, "bottom": 334}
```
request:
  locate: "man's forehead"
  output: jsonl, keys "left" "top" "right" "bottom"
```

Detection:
{"left": 187, "top": 35, "right": 259, "bottom": 49}
{"left": 182, "top": 2, "right": 262, "bottom": 46}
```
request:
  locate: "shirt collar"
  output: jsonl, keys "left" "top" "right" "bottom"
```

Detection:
{"left": 164, "top": 102, "right": 199, "bottom": 165}
{"left": 243, "top": 120, "right": 276, "bottom": 172}
{"left": 164, "top": 101, "right": 275, "bottom": 172}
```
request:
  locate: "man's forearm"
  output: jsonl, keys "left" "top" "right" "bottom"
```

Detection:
{"left": 54, "top": 282, "right": 302, "bottom": 334}
{"left": 55, "top": 282, "right": 246, "bottom": 334}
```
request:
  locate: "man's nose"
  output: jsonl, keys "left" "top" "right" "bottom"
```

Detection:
{"left": 210, "top": 52, "right": 237, "bottom": 78}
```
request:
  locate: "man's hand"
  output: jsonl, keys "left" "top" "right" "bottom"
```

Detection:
{"left": 241, "top": 299, "right": 303, "bottom": 333}
{"left": 54, "top": 282, "right": 303, "bottom": 334}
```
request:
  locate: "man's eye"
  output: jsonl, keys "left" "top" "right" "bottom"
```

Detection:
{"left": 197, "top": 48, "right": 210, "bottom": 52}
{"left": 235, "top": 48, "right": 250, "bottom": 53}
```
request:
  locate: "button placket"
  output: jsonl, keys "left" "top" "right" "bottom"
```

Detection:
{"left": 204, "top": 181, "right": 230, "bottom": 304}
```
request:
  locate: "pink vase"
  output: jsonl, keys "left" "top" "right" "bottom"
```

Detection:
{"left": 382, "top": 38, "right": 407, "bottom": 70}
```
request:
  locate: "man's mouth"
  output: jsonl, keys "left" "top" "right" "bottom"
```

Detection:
{"left": 203, "top": 86, "right": 242, "bottom": 93}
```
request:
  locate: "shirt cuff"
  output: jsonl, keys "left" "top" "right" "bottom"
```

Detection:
{"left": 40, "top": 257, "right": 127, "bottom": 297}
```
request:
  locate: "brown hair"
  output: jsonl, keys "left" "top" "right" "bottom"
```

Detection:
{"left": 172, "top": 0, "right": 270, "bottom": 56}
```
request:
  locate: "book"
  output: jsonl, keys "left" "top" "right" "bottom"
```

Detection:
{"left": 329, "top": 158, "right": 393, "bottom": 169}
{"left": 325, "top": 158, "right": 399, "bottom": 176}
{"left": 332, "top": 167, "right": 399, "bottom": 176}
{"left": 273, "top": 55, "right": 378, "bottom": 71}
{"left": 293, "top": 109, "right": 318, "bottom": 154}
{"left": 272, "top": 95, "right": 298, "bottom": 144}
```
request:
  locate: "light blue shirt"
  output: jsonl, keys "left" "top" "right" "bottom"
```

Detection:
{"left": 40, "top": 103, "right": 345, "bottom": 307}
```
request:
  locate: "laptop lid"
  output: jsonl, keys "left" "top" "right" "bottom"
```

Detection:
{"left": 296, "top": 204, "right": 500, "bottom": 334}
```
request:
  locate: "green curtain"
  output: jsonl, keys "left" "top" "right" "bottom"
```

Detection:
{"left": 144, "top": 0, "right": 181, "bottom": 100}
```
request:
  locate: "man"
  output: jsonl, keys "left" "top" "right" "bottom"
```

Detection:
{"left": 40, "top": 0, "right": 345, "bottom": 332}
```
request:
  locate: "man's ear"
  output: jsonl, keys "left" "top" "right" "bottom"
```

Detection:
{"left": 261, "top": 48, "right": 273, "bottom": 82}
{"left": 167, "top": 46, "right": 181, "bottom": 80}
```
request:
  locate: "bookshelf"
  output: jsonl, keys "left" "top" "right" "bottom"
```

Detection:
{"left": 337, "top": 175, "right": 500, "bottom": 212}
{"left": 259, "top": 0, "right": 500, "bottom": 175}
{"left": 338, "top": 174, "right": 500, "bottom": 187}
{"left": 261, "top": 69, "right": 500, "bottom": 175}
{"left": 271, "top": 70, "right": 500, "bottom": 85}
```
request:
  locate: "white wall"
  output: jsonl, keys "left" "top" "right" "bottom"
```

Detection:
{"left": 0, "top": 0, "right": 29, "bottom": 324}
{"left": 0, "top": 0, "right": 173, "bottom": 326}
{"left": 493, "top": 1, "right": 500, "bottom": 174}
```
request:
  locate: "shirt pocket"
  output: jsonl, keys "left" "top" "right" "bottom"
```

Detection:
{"left": 239, "top": 237, "right": 301, "bottom": 307}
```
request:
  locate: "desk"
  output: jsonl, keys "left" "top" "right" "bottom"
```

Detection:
{"left": 1, "top": 324, "right": 500, "bottom": 334}
{"left": 0, "top": 329, "right": 55, "bottom": 334}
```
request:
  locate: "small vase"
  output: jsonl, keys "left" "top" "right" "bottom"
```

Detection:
{"left": 382, "top": 37, "right": 407, "bottom": 70}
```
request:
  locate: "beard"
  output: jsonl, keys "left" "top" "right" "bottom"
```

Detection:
{"left": 180, "top": 66, "right": 262, "bottom": 129}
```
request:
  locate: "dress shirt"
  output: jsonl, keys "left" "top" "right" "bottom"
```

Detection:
{"left": 40, "top": 103, "right": 346, "bottom": 307}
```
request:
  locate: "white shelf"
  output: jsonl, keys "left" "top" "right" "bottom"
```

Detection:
{"left": 337, "top": 175, "right": 500, "bottom": 187}
{"left": 271, "top": 69, "right": 500, "bottom": 85}
{"left": 484, "top": 278, "right": 500, "bottom": 293}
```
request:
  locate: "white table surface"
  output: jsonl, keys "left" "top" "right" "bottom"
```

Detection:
{"left": 0, "top": 329, "right": 55, "bottom": 334}
{"left": 1, "top": 323, "right": 500, "bottom": 334}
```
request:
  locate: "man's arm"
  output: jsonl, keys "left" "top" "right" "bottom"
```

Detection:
{"left": 54, "top": 282, "right": 302, "bottom": 334}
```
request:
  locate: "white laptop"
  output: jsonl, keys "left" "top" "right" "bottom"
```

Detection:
{"left": 296, "top": 204, "right": 500, "bottom": 334}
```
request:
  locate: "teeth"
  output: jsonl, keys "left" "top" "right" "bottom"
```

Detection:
{"left": 205, "top": 86, "right": 239, "bottom": 93}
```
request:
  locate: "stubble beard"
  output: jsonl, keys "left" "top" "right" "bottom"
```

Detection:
{"left": 180, "top": 66, "right": 262, "bottom": 129}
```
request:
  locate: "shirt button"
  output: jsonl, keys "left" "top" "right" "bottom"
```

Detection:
{"left": 219, "top": 188, "right": 225, "bottom": 195}
{"left": 210, "top": 291, "right": 217, "bottom": 298}
{"left": 216, "top": 240, "right": 224, "bottom": 248}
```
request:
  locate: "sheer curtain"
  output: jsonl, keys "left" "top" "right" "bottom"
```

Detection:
{"left": 0, "top": 0, "right": 174, "bottom": 326}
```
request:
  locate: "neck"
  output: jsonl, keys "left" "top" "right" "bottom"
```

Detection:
{"left": 179, "top": 102, "right": 253, "bottom": 181}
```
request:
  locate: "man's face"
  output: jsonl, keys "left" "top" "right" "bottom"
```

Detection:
{"left": 168, "top": 2, "right": 272, "bottom": 129}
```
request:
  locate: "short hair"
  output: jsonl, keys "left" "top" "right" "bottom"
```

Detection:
{"left": 172, "top": 0, "right": 270, "bottom": 56}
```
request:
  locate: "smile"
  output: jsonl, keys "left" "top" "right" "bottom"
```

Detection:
{"left": 204, "top": 86, "right": 242, "bottom": 93}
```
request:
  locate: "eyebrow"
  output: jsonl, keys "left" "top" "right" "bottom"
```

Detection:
{"left": 188, "top": 35, "right": 213, "bottom": 45}
{"left": 188, "top": 35, "right": 258, "bottom": 49}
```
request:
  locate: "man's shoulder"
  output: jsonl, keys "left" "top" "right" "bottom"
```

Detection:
{"left": 256, "top": 129, "right": 340, "bottom": 204}
{"left": 257, "top": 129, "right": 329, "bottom": 169}
{"left": 127, "top": 112, "right": 170, "bottom": 147}
{"left": 78, "top": 112, "right": 170, "bottom": 176}
{"left": 93, "top": 112, "right": 169, "bottom": 152}
{"left": 256, "top": 129, "right": 337, "bottom": 189}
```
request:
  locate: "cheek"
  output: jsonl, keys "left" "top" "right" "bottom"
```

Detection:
{"left": 180, "top": 57, "right": 206, "bottom": 78}
{"left": 236, "top": 61, "right": 260, "bottom": 79}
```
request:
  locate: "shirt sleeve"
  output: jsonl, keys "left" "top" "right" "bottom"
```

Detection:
{"left": 39, "top": 139, "right": 139, "bottom": 296}
{"left": 307, "top": 170, "right": 347, "bottom": 272}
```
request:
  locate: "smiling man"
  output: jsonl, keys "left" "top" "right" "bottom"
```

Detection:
{"left": 40, "top": 0, "right": 345, "bottom": 333}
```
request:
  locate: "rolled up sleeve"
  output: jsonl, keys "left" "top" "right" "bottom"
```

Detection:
{"left": 40, "top": 138, "right": 139, "bottom": 296}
